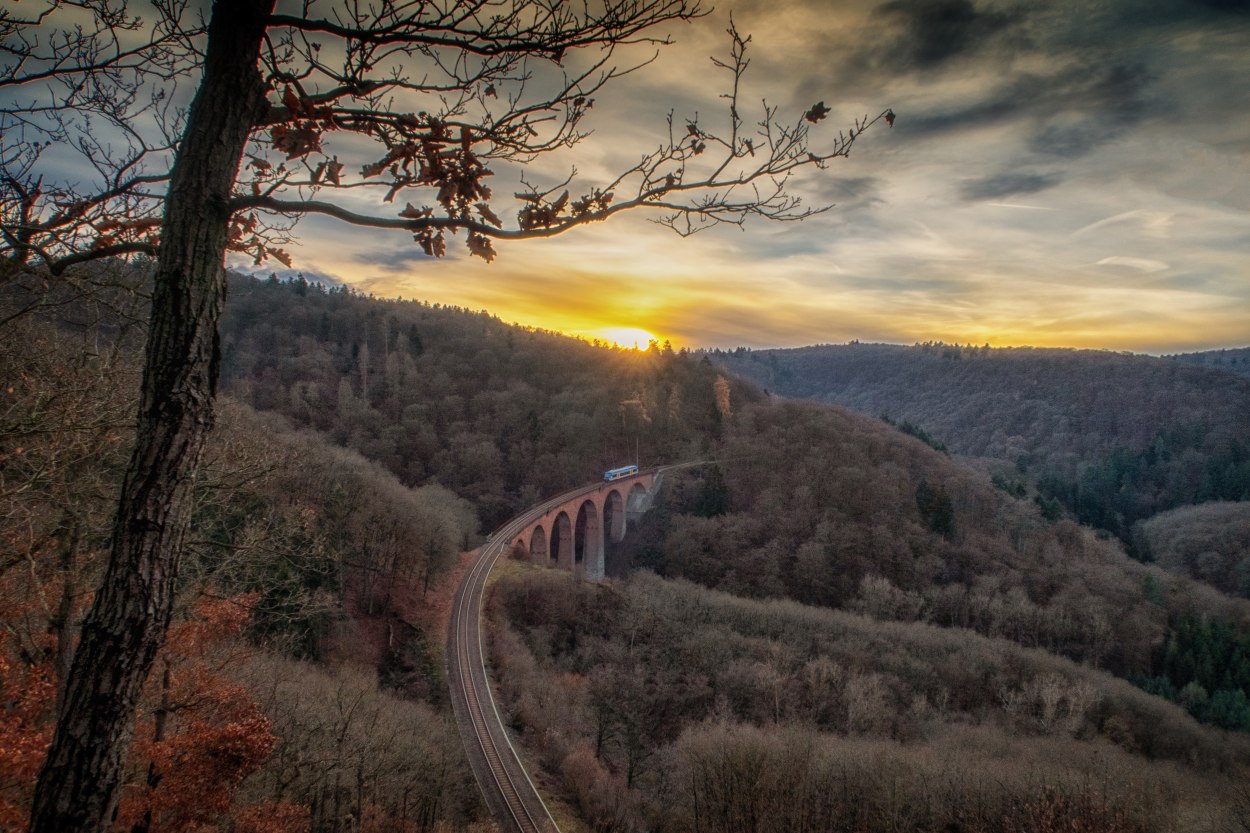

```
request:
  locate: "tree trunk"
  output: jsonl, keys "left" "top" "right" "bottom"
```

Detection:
{"left": 51, "top": 513, "right": 79, "bottom": 708}
{"left": 29, "top": 2, "right": 275, "bottom": 831}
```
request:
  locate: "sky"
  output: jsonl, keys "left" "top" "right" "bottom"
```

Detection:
{"left": 134, "top": 3, "right": 1250, "bottom": 350}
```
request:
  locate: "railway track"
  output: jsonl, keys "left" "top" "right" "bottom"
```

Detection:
{"left": 447, "top": 467, "right": 695, "bottom": 832}
{"left": 448, "top": 485, "right": 602, "bottom": 833}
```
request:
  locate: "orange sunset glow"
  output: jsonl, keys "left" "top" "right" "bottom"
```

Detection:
{"left": 591, "top": 327, "right": 662, "bottom": 350}
{"left": 236, "top": 0, "right": 1247, "bottom": 356}
{"left": 6, "top": 2, "right": 1250, "bottom": 830}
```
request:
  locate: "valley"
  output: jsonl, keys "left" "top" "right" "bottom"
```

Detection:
{"left": 4, "top": 274, "right": 1249, "bottom": 832}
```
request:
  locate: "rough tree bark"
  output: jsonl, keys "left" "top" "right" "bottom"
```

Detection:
{"left": 28, "top": 2, "right": 277, "bottom": 831}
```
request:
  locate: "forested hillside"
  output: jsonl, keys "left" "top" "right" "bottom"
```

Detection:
{"left": 1168, "top": 346, "right": 1250, "bottom": 379}
{"left": 621, "top": 402, "right": 1250, "bottom": 732}
{"left": 220, "top": 273, "right": 755, "bottom": 528}
{"left": 1, "top": 271, "right": 760, "bottom": 830}
{"left": 1134, "top": 502, "right": 1250, "bottom": 599}
{"left": 7, "top": 272, "right": 1250, "bottom": 833}
{"left": 212, "top": 275, "right": 1250, "bottom": 750}
{"left": 1, "top": 276, "right": 485, "bottom": 830}
{"left": 215, "top": 276, "right": 1250, "bottom": 734}
{"left": 715, "top": 343, "right": 1250, "bottom": 544}
{"left": 491, "top": 568, "right": 1250, "bottom": 832}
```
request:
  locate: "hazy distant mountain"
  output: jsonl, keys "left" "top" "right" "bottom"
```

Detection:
{"left": 713, "top": 342, "right": 1250, "bottom": 462}
{"left": 1167, "top": 346, "right": 1250, "bottom": 379}
{"left": 714, "top": 342, "right": 1250, "bottom": 541}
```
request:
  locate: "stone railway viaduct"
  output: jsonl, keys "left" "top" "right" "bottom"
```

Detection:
{"left": 506, "top": 470, "right": 661, "bottom": 581}
{"left": 451, "top": 466, "right": 679, "bottom": 833}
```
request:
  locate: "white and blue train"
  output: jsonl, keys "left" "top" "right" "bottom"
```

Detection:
{"left": 603, "top": 464, "right": 639, "bottom": 482}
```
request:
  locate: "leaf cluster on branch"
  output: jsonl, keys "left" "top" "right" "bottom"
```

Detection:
{"left": 3, "top": 1, "right": 893, "bottom": 272}
{"left": 3, "top": 6, "right": 894, "bottom": 831}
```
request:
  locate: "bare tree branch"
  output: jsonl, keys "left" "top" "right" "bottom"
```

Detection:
{"left": 3, "top": 6, "right": 891, "bottom": 830}
{"left": 6, "top": 4, "right": 893, "bottom": 273}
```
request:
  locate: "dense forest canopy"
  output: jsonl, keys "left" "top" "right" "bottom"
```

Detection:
{"left": 1134, "top": 502, "right": 1250, "bottom": 600}
{"left": 219, "top": 272, "right": 757, "bottom": 528}
{"left": 715, "top": 342, "right": 1250, "bottom": 546}
{"left": 6, "top": 272, "right": 1250, "bottom": 832}
{"left": 0, "top": 279, "right": 485, "bottom": 830}
{"left": 216, "top": 276, "right": 1250, "bottom": 734}
{"left": 490, "top": 568, "right": 1250, "bottom": 832}
{"left": 1167, "top": 346, "right": 1250, "bottom": 380}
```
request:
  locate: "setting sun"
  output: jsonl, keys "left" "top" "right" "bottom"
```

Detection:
{"left": 591, "top": 326, "right": 659, "bottom": 350}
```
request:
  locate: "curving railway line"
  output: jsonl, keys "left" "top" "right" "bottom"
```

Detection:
{"left": 448, "top": 480, "right": 613, "bottom": 833}
{"left": 447, "top": 465, "right": 702, "bottom": 832}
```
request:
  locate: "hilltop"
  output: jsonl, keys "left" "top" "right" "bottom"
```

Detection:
{"left": 1167, "top": 345, "right": 1250, "bottom": 379}
{"left": 219, "top": 272, "right": 766, "bottom": 528}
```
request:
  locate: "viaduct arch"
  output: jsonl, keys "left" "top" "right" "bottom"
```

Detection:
{"left": 512, "top": 471, "right": 658, "bottom": 581}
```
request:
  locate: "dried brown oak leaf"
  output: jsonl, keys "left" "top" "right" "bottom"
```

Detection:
{"left": 804, "top": 101, "right": 831, "bottom": 124}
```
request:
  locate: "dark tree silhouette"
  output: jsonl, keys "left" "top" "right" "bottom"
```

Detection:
{"left": 1, "top": 3, "right": 891, "bottom": 831}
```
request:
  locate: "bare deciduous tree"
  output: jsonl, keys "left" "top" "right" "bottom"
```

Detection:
{"left": 1, "top": 2, "right": 890, "bottom": 830}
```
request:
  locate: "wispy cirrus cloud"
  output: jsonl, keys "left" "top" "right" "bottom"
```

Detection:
{"left": 1096, "top": 256, "right": 1170, "bottom": 273}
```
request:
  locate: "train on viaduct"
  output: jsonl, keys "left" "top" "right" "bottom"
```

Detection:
{"left": 507, "top": 466, "right": 661, "bottom": 581}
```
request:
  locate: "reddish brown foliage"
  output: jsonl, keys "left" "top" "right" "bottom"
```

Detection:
{"left": 116, "top": 595, "right": 277, "bottom": 833}
{"left": 0, "top": 568, "right": 62, "bottom": 829}
{"left": 992, "top": 786, "right": 1136, "bottom": 833}
{"left": 0, "top": 586, "right": 281, "bottom": 833}
{"left": 232, "top": 801, "right": 310, "bottom": 833}
{"left": 0, "top": 634, "right": 56, "bottom": 831}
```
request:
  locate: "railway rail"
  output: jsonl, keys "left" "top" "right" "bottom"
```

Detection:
{"left": 447, "top": 465, "right": 701, "bottom": 832}
{"left": 447, "top": 481, "right": 609, "bottom": 833}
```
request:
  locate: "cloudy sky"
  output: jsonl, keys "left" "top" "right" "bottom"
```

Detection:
{"left": 265, "top": 0, "right": 1250, "bottom": 353}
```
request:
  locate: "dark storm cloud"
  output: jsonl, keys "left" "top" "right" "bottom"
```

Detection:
{"left": 959, "top": 170, "right": 1062, "bottom": 201}
{"left": 1028, "top": 122, "right": 1119, "bottom": 158}
{"left": 779, "top": 0, "right": 1250, "bottom": 112}
{"left": 873, "top": 0, "right": 1021, "bottom": 68}
{"left": 1027, "top": 63, "right": 1160, "bottom": 156}
{"left": 898, "top": 88, "right": 1026, "bottom": 137}
{"left": 826, "top": 175, "right": 882, "bottom": 199}
{"left": 1189, "top": 0, "right": 1250, "bottom": 14}
{"left": 354, "top": 247, "right": 433, "bottom": 271}
{"left": 792, "top": 0, "right": 1027, "bottom": 92}
{"left": 900, "top": 61, "right": 1157, "bottom": 158}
